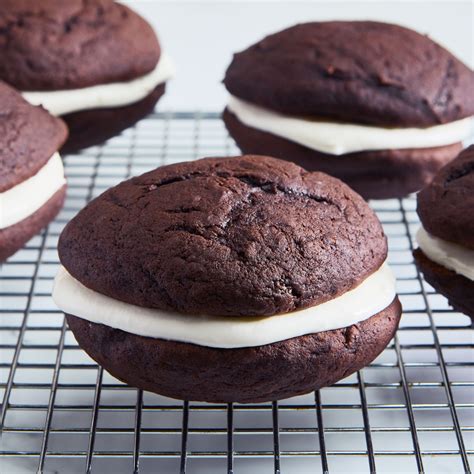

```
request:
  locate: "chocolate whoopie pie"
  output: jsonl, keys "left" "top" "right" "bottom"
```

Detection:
{"left": 223, "top": 21, "right": 474, "bottom": 200}
{"left": 414, "top": 146, "right": 474, "bottom": 320}
{"left": 0, "top": 81, "right": 67, "bottom": 261}
{"left": 0, "top": 0, "right": 173, "bottom": 153}
{"left": 53, "top": 155, "right": 401, "bottom": 403}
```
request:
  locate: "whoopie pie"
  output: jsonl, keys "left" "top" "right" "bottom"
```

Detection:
{"left": 0, "top": 0, "right": 173, "bottom": 153}
{"left": 223, "top": 21, "right": 474, "bottom": 199}
{"left": 53, "top": 155, "right": 401, "bottom": 402}
{"left": 414, "top": 146, "right": 474, "bottom": 320}
{"left": 0, "top": 81, "right": 67, "bottom": 261}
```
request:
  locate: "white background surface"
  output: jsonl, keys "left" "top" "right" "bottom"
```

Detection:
{"left": 123, "top": 0, "right": 474, "bottom": 111}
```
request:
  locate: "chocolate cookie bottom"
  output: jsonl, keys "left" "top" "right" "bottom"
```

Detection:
{"left": 66, "top": 297, "right": 401, "bottom": 403}
{"left": 413, "top": 249, "right": 474, "bottom": 320}
{"left": 61, "top": 84, "right": 166, "bottom": 154}
{"left": 0, "top": 185, "right": 66, "bottom": 262}
{"left": 223, "top": 109, "right": 461, "bottom": 200}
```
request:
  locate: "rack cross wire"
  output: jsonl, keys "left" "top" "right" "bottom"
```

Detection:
{"left": 0, "top": 112, "right": 473, "bottom": 474}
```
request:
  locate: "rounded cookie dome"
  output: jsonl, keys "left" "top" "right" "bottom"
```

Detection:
{"left": 224, "top": 21, "right": 474, "bottom": 127}
{"left": 0, "top": 80, "right": 67, "bottom": 192}
{"left": 58, "top": 155, "right": 387, "bottom": 317}
{"left": 0, "top": 0, "right": 160, "bottom": 90}
{"left": 417, "top": 145, "right": 474, "bottom": 249}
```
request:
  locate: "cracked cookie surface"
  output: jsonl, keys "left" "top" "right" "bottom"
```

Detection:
{"left": 417, "top": 145, "right": 474, "bottom": 249}
{"left": 0, "top": 0, "right": 160, "bottom": 90}
{"left": 59, "top": 155, "right": 387, "bottom": 316}
{"left": 0, "top": 81, "right": 67, "bottom": 192}
{"left": 224, "top": 21, "right": 474, "bottom": 127}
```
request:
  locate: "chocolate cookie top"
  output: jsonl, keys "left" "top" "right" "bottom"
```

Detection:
{"left": 0, "top": 0, "right": 160, "bottom": 91}
{"left": 59, "top": 155, "right": 387, "bottom": 317}
{"left": 417, "top": 146, "right": 474, "bottom": 249}
{"left": 224, "top": 21, "right": 474, "bottom": 127}
{"left": 0, "top": 81, "right": 67, "bottom": 192}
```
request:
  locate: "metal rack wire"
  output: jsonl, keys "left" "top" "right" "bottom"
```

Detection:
{"left": 1, "top": 112, "right": 473, "bottom": 474}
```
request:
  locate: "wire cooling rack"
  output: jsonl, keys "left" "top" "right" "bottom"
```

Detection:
{"left": 1, "top": 112, "right": 473, "bottom": 474}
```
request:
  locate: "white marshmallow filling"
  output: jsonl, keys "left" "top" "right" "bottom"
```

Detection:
{"left": 22, "top": 54, "right": 175, "bottom": 116}
{"left": 0, "top": 153, "right": 66, "bottom": 230}
{"left": 227, "top": 95, "right": 473, "bottom": 155}
{"left": 416, "top": 227, "right": 474, "bottom": 281}
{"left": 53, "top": 262, "right": 396, "bottom": 349}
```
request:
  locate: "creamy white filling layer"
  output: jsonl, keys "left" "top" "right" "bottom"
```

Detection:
{"left": 53, "top": 263, "right": 396, "bottom": 349}
{"left": 0, "top": 153, "right": 65, "bottom": 229}
{"left": 227, "top": 95, "right": 473, "bottom": 155}
{"left": 22, "top": 53, "right": 175, "bottom": 116}
{"left": 416, "top": 227, "right": 474, "bottom": 281}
